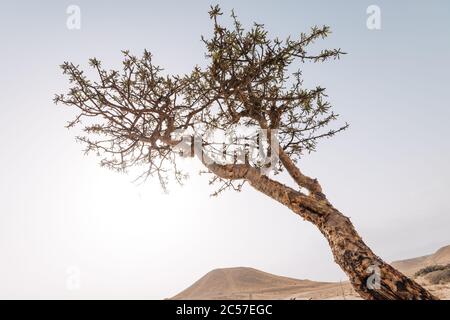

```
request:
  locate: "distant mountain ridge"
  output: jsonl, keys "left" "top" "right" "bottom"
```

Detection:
{"left": 391, "top": 245, "right": 450, "bottom": 276}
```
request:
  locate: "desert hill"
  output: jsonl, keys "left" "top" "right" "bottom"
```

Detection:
{"left": 172, "top": 267, "right": 356, "bottom": 300}
{"left": 392, "top": 245, "right": 450, "bottom": 276}
{"left": 172, "top": 245, "right": 450, "bottom": 300}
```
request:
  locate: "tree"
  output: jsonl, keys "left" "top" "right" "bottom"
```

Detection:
{"left": 55, "top": 6, "right": 436, "bottom": 300}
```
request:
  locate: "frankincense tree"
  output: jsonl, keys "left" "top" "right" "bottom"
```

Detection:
{"left": 55, "top": 6, "right": 436, "bottom": 300}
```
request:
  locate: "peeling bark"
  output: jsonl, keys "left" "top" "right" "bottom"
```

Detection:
{"left": 249, "top": 173, "right": 437, "bottom": 299}
{"left": 203, "top": 154, "right": 438, "bottom": 300}
{"left": 313, "top": 208, "right": 436, "bottom": 300}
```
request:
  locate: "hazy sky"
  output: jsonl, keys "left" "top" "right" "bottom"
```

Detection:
{"left": 0, "top": 0, "right": 449, "bottom": 299}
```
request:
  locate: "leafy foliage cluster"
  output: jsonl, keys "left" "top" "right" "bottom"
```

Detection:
{"left": 55, "top": 5, "right": 347, "bottom": 193}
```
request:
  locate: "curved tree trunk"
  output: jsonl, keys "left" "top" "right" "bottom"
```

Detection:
{"left": 245, "top": 168, "right": 437, "bottom": 300}
{"left": 199, "top": 142, "right": 438, "bottom": 300}
{"left": 312, "top": 208, "right": 435, "bottom": 300}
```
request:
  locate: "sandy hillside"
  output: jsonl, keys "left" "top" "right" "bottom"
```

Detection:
{"left": 391, "top": 245, "right": 450, "bottom": 276}
{"left": 171, "top": 245, "right": 450, "bottom": 300}
{"left": 171, "top": 267, "right": 343, "bottom": 300}
{"left": 171, "top": 267, "right": 359, "bottom": 300}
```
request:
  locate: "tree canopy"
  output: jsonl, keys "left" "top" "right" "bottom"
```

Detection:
{"left": 55, "top": 5, "right": 348, "bottom": 194}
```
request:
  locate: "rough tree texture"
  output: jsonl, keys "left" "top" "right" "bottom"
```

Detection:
{"left": 55, "top": 6, "right": 437, "bottom": 300}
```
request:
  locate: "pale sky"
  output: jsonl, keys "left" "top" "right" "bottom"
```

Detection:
{"left": 0, "top": 0, "right": 449, "bottom": 299}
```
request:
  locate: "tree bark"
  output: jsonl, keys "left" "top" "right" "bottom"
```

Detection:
{"left": 244, "top": 167, "right": 437, "bottom": 300}
{"left": 316, "top": 208, "right": 437, "bottom": 300}
{"left": 197, "top": 141, "right": 437, "bottom": 300}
